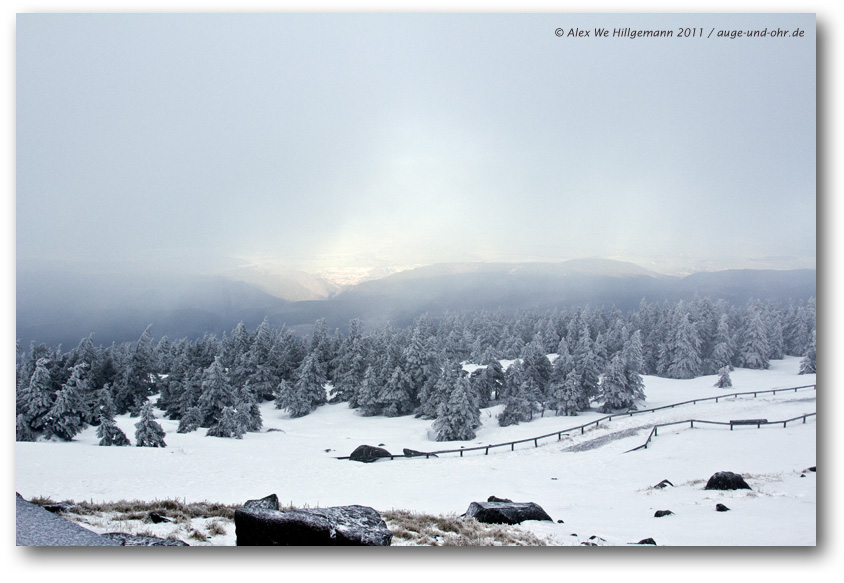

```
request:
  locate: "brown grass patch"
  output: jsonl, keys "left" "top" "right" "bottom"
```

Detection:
{"left": 382, "top": 509, "right": 548, "bottom": 546}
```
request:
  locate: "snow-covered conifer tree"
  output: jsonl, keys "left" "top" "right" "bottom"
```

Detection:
{"left": 177, "top": 405, "right": 203, "bottom": 433}
{"left": 765, "top": 306, "right": 785, "bottom": 361}
{"left": 44, "top": 369, "right": 87, "bottom": 441}
{"left": 197, "top": 357, "right": 236, "bottom": 427}
{"left": 715, "top": 366, "right": 732, "bottom": 388}
{"left": 16, "top": 414, "right": 35, "bottom": 442}
{"left": 520, "top": 337, "right": 553, "bottom": 408}
{"left": 235, "top": 384, "right": 263, "bottom": 432}
{"left": 134, "top": 402, "right": 166, "bottom": 447}
{"left": 277, "top": 352, "right": 327, "bottom": 418}
{"left": 19, "top": 357, "right": 55, "bottom": 435}
{"left": 497, "top": 374, "right": 534, "bottom": 427}
{"left": 573, "top": 322, "right": 601, "bottom": 407}
{"left": 433, "top": 375, "right": 480, "bottom": 441}
{"left": 244, "top": 318, "right": 280, "bottom": 400}
{"left": 621, "top": 330, "right": 646, "bottom": 402}
{"left": 356, "top": 365, "right": 382, "bottom": 417}
{"left": 741, "top": 309, "right": 771, "bottom": 370}
{"left": 97, "top": 413, "right": 130, "bottom": 446}
{"left": 710, "top": 314, "right": 736, "bottom": 371}
{"left": 115, "top": 325, "right": 157, "bottom": 415}
{"left": 799, "top": 330, "right": 816, "bottom": 375}
{"left": 379, "top": 366, "right": 415, "bottom": 417}
{"left": 667, "top": 313, "right": 703, "bottom": 379}
{"left": 206, "top": 406, "right": 245, "bottom": 439}
{"left": 599, "top": 354, "right": 635, "bottom": 412}
{"left": 560, "top": 372, "right": 584, "bottom": 416}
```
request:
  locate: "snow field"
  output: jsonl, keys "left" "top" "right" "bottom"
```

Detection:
{"left": 15, "top": 357, "right": 815, "bottom": 546}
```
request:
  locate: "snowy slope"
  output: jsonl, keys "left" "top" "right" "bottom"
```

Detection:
{"left": 15, "top": 356, "right": 815, "bottom": 546}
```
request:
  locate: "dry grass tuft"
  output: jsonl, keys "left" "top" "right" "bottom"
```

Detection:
{"left": 206, "top": 519, "right": 228, "bottom": 537}
{"left": 188, "top": 528, "right": 208, "bottom": 542}
{"left": 382, "top": 509, "right": 548, "bottom": 546}
{"left": 28, "top": 497, "right": 239, "bottom": 521}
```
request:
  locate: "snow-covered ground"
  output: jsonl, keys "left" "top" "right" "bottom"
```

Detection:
{"left": 16, "top": 357, "right": 815, "bottom": 547}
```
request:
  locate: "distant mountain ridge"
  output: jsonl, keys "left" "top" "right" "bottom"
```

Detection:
{"left": 16, "top": 259, "right": 816, "bottom": 347}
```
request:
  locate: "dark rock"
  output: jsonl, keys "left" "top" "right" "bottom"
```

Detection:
{"left": 244, "top": 493, "right": 280, "bottom": 511}
{"left": 716, "top": 504, "right": 730, "bottom": 512}
{"left": 556, "top": 519, "right": 565, "bottom": 524}
{"left": 235, "top": 505, "right": 392, "bottom": 546}
{"left": 349, "top": 444, "right": 393, "bottom": 463}
{"left": 551, "top": 477, "right": 557, "bottom": 480}
{"left": 102, "top": 533, "right": 189, "bottom": 546}
{"left": 464, "top": 501, "right": 553, "bottom": 525}
{"left": 16, "top": 497, "right": 121, "bottom": 546}
{"left": 42, "top": 502, "right": 76, "bottom": 514}
{"left": 378, "top": 443, "right": 385, "bottom": 447}
{"left": 809, "top": 466, "right": 816, "bottom": 472}
{"left": 801, "top": 474, "right": 806, "bottom": 477}
{"left": 403, "top": 448, "right": 436, "bottom": 458}
{"left": 654, "top": 510, "right": 674, "bottom": 517}
{"left": 487, "top": 495, "right": 513, "bottom": 503}
{"left": 654, "top": 479, "right": 674, "bottom": 489}
{"left": 635, "top": 538, "right": 657, "bottom": 545}
{"left": 147, "top": 512, "right": 172, "bottom": 524}
{"left": 704, "top": 471, "right": 751, "bottom": 490}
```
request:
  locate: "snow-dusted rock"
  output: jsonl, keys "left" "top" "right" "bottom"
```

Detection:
{"left": 102, "top": 532, "right": 189, "bottom": 546}
{"left": 704, "top": 471, "right": 751, "bottom": 490}
{"left": 147, "top": 512, "right": 172, "bottom": 523}
{"left": 244, "top": 493, "right": 280, "bottom": 510}
{"left": 235, "top": 505, "right": 392, "bottom": 546}
{"left": 463, "top": 501, "right": 553, "bottom": 525}
{"left": 403, "top": 448, "right": 437, "bottom": 458}
{"left": 348, "top": 444, "right": 393, "bottom": 463}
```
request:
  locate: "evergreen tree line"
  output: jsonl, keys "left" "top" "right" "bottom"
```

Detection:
{"left": 16, "top": 296, "right": 816, "bottom": 444}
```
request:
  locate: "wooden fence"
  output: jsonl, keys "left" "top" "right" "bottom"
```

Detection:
{"left": 335, "top": 384, "right": 816, "bottom": 461}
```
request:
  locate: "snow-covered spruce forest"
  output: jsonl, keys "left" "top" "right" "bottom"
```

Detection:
{"left": 15, "top": 296, "right": 816, "bottom": 447}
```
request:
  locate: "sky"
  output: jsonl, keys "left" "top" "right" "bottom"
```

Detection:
{"left": 16, "top": 12, "right": 816, "bottom": 281}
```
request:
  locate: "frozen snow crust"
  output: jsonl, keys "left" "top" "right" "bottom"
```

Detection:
{"left": 16, "top": 356, "right": 815, "bottom": 546}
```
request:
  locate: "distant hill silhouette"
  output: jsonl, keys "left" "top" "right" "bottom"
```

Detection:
{"left": 16, "top": 259, "right": 816, "bottom": 347}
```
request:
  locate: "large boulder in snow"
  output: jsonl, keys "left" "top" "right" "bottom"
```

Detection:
{"left": 463, "top": 501, "right": 553, "bottom": 525}
{"left": 244, "top": 493, "right": 280, "bottom": 510}
{"left": 234, "top": 505, "right": 392, "bottom": 546}
{"left": 704, "top": 471, "right": 751, "bottom": 490}
{"left": 349, "top": 444, "right": 393, "bottom": 463}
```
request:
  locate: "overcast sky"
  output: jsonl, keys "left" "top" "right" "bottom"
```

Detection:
{"left": 16, "top": 13, "right": 816, "bottom": 278}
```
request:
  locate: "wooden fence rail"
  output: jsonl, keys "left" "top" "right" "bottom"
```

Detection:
{"left": 624, "top": 412, "right": 816, "bottom": 453}
{"left": 335, "top": 384, "right": 816, "bottom": 461}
